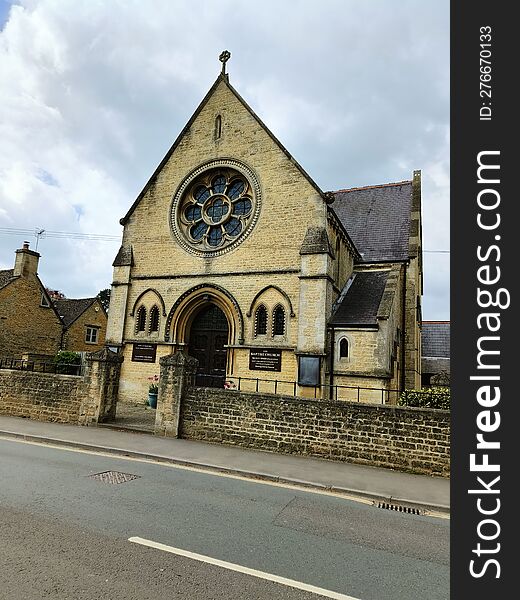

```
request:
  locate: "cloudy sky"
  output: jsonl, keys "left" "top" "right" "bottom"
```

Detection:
{"left": 0, "top": 0, "right": 449, "bottom": 319}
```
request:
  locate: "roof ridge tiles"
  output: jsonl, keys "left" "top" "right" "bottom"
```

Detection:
{"left": 55, "top": 297, "right": 96, "bottom": 302}
{"left": 331, "top": 180, "right": 412, "bottom": 194}
{"left": 422, "top": 320, "right": 450, "bottom": 324}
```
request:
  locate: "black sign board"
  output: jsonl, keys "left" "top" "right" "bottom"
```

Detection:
{"left": 249, "top": 348, "right": 282, "bottom": 372}
{"left": 131, "top": 343, "right": 157, "bottom": 363}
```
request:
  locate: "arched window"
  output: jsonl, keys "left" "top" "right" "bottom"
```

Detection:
{"left": 136, "top": 306, "right": 147, "bottom": 332}
{"left": 339, "top": 338, "right": 349, "bottom": 359}
{"left": 254, "top": 305, "right": 268, "bottom": 336}
{"left": 272, "top": 305, "right": 285, "bottom": 336}
{"left": 149, "top": 305, "right": 159, "bottom": 333}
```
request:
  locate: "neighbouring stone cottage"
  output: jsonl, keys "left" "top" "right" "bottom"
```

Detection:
{"left": 0, "top": 242, "right": 107, "bottom": 360}
{"left": 54, "top": 297, "right": 107, "bottom": 353}
{"left": 106, "top": 55, "right": 423, "bottom": 404}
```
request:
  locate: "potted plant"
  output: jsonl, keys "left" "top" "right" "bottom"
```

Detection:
{"left": 147, "top": 375, "right": 159, "bottom": 409}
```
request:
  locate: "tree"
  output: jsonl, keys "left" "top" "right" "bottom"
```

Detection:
{"left": 97, "top": 288, "right": 111, "bottom": 312}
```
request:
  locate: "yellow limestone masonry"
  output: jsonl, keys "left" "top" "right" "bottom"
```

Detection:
{"left": 107, "top": 74, "right": 420, "bottom": 403}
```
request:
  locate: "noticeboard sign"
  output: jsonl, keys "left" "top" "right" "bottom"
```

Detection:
{"left": 297, "top": 355, "right": 321, "bottom": 386}
{"left": 249, "top": 348, "right": 282, "bottom": 372}
{"left": 131, "top": 343, "right": 157, "bottom": 363}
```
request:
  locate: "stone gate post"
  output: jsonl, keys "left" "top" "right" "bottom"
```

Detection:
{"left": 79, "top": 347, "right": 124, "bottom": 425}
{"left": 154, "top": 351, "right": 198, "bottom": 437}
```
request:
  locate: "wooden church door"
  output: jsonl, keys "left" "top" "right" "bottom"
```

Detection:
{"left": 188, "top": 304, "right": 228, "bottom": 387}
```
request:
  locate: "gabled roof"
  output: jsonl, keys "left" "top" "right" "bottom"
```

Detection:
{"left": 329, "top": 270, "right": 389, "bottom": 327}
{"left": 0, "top": 268, "right": 15, "bottom": 290}
{"left": 1, "top": 268, "right": 64, "bottom": 323}
{"left": 53, "top": 297, "right": 99, "bottom": 328}
{"left": 331, "top": 181, "right": 413, "bottom": 262}
{"left": 422, "top": 321, "right": 450, "bottom": 358}
{"left": 120, "top": 73, "right": 326, "bottom": 226}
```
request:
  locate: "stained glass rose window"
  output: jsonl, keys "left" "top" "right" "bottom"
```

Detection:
{"left": 172, "top": 163, "right": 260, "bottom": 255}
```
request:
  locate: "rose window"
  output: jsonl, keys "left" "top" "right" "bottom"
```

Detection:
{"left": 175, "top": 166, "right": 257, "bottom": 253}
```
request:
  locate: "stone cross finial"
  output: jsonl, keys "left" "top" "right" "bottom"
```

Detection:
{"left": 219, "top": 50, "right": 231, "bottom": 74}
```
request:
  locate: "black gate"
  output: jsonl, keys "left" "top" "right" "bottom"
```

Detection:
{"left": 188, "top": 304, "right": 228, "bottom": 387}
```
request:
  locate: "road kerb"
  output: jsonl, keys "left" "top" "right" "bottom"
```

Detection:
{"left": 0, "top": 428, "right": 450, "bottom": 515}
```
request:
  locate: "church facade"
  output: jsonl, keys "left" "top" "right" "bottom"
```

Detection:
{"left": 105, "top": 62, "right": 422, "bottom": 404}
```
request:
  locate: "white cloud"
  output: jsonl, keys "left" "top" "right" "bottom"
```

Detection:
{"left": 0, "top": 0, "right": 449, "bottom": 317}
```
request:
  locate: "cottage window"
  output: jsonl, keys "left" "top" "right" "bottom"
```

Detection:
{"left": 136, "top": 306, "right": 147, "bottom": 332}
{"left": 85, "top": 326, "right": 99, "bottom": 344}
{"left": 149, "top": 305, "right": 160, "bottom": 333}
{"left": 254, "top": 305, "right": 268, "bottom": 336}
{"left": 272, "top": 305, "right": 285, "bottom": 336}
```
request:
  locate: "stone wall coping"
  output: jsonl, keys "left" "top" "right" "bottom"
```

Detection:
{"left": 86, "top": 347, "right": 124, "bottom": 363}
{"left": 160, "top": 351, "right": 198, "bottom": 368}
{"left": 0, "top": 369, "right": 83, "bottom": 380}
{"left": 190, "top": 386, "right": 450, "bottom": 416}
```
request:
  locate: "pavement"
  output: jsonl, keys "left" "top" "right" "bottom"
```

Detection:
{"left": 0, "top": 410, "right": 450, "bottom": 514}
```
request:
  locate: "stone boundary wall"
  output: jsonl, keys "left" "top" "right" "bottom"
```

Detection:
{"left": 0, "top": 348, "right": 123, "bottom": 425}
{"left": 181, "top": 387, "right": 450, "bottom": 476}
{"left": 0, "top": 369, "right": 84, "bottom": 423}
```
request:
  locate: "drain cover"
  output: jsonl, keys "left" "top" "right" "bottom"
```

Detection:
{"left": 375, "top": 501, "right": 422, "bottom": 515}
{"left": 88, "top": 471, "right": 140, "bottom": 484}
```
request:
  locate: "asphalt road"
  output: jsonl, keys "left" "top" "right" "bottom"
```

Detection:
{"left": 0, "top": 438, "right": 449, "bottom": 600}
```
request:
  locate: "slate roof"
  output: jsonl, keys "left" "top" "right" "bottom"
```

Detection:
{"left": 331, "top": 181, "right": 412, "bottom": 262}
{"left": 53, "top": 298, "right": 96, "bottom": 327}
{"left": 0, "top": 268, "right": 15, "bottom": 290}
{"left": 422, "top": 357, "right": 450, "bottom": 375}
{"left": 422, "top": 321, "right": 450, "bottom": 358}
{"left": 329, "top": 270, "right": 389, "bottom": 327}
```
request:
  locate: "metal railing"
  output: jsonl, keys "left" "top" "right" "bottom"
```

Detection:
{"left": 194, "top": 373, "right": 400, "bottom": 404}
{"left": 0, "top": 357, "right": 84, "bottom": 376}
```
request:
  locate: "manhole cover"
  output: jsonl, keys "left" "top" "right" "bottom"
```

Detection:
{"left": 88, "top": 471, "right": 141, "bottom": 484}
{"left": 375, "top": 501, "right": 423, "bottom": 515}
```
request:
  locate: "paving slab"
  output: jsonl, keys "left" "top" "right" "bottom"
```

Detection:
{"left": 0, "top": 414, "right": 449, "bottom": 513}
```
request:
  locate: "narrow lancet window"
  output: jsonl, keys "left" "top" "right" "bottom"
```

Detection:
{"left": 215, "top": 115, "right": 222, "bottom": 140}
{"left": 273, "top": 306, "right": 285, "bottom": 336}
{"left": 255, "top": 305, "right": 268, "bottom": 336}
{"left": 149, "top": 305, "right": 160, "bottom": 333}
{"left": 136, "top": 306, "right": 147, "bottom": 332}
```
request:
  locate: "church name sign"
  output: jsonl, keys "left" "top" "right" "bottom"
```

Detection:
{"left": 131, "top": 343, "right": 157, "bottom": 363}
{"left": 249, "top": 348, "right": 282, "bottom": 372}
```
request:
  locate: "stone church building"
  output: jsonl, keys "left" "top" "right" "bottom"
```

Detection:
{"left": 106, "top": 59, "right": 422, "bottom": 404}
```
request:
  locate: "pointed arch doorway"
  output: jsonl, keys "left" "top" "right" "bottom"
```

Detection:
{"left": 188, "top": 304, "right": 229, "bottom": 387}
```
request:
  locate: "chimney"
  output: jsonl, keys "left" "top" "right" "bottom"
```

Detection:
{"left": 13, "top": 241, "right": 40, "bottom": 277}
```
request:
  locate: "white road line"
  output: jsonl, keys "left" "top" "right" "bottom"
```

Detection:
{"left": 128, "top": 536, "right": 362, "bottom": 600}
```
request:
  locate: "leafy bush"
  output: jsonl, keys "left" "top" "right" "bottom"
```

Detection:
{"left": 398, "top": 387, "right": 450, "bottom": 410}
{"left": 53, "top": 350, "right": 81, "bottom": 375}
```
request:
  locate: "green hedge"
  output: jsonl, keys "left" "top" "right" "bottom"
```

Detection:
{"left": 52, "top": 351, "right": 81, "bottom": 375}
{"left": 398, "top": 387, "right": 450, "bottom": 410}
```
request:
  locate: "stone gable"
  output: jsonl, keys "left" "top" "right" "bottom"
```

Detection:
{"left": 0, "top": 273, "right": 63, "bottom": 359}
